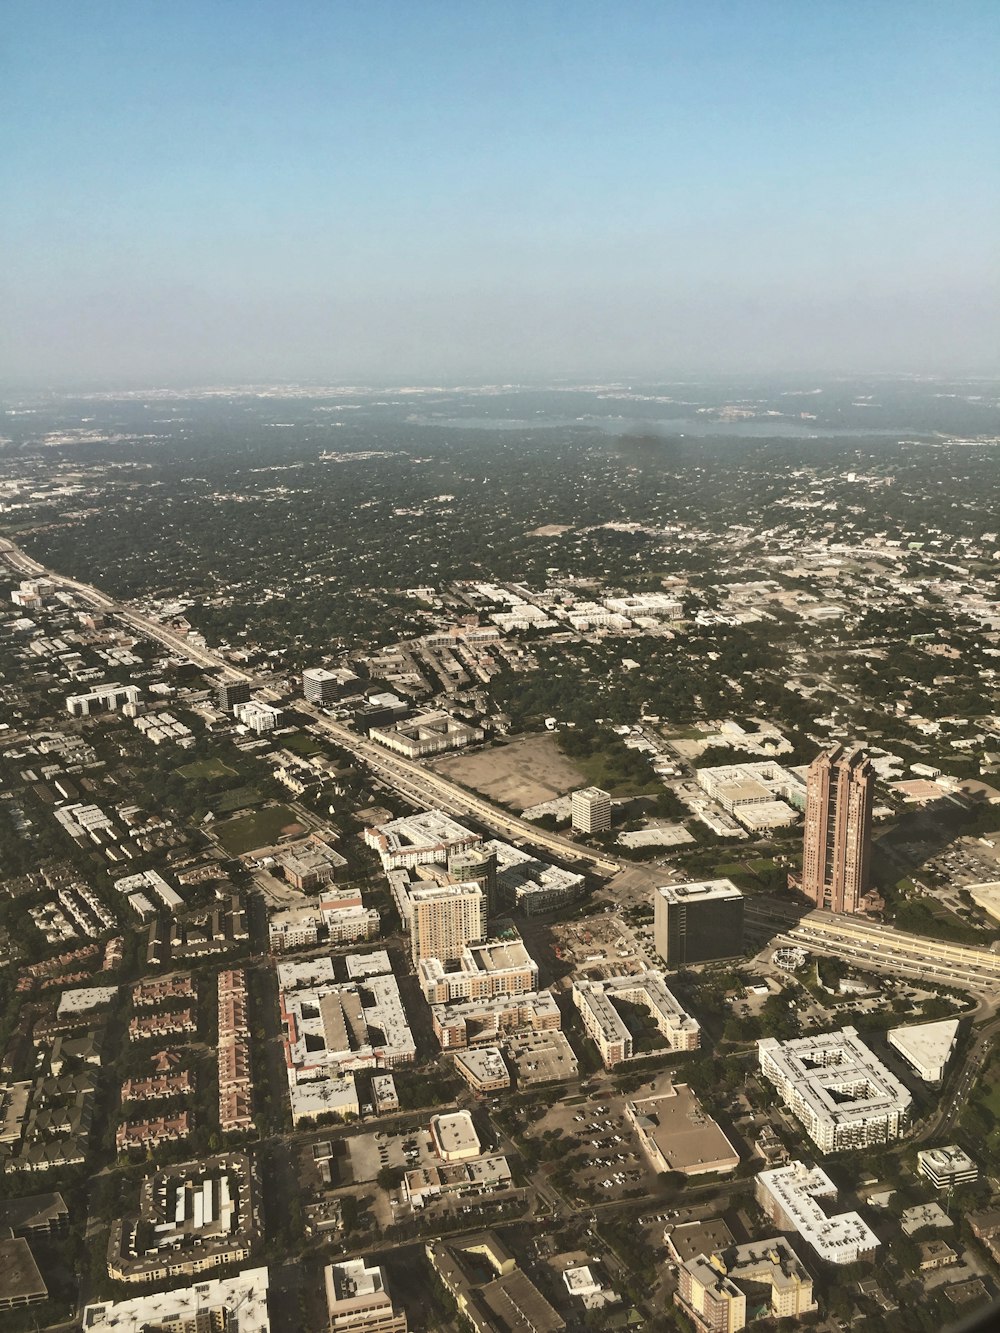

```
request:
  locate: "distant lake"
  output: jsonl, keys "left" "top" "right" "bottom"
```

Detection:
{"left": 407, "top": 412, "right": 927, "bottom": 439}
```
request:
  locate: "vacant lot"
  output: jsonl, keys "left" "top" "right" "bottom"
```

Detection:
{"left": 176, "top": 757, "right": 238, "bottom": 782}
{"left": 431, "top": 733, "right": 586, "bottom": 811}
{"left": 212, "top": 803, "right": 305, "bottom": 855}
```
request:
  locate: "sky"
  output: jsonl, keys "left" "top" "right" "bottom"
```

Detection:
{"left": 2, "top": 1, "right": 998, "bottom": 387}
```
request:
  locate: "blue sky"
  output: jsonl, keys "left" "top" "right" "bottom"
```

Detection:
{"left": 2, "top": 1, "right": 997, "bottom": 385}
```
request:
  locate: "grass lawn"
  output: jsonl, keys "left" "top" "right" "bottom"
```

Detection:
{"left": 282, "top": 731, "right": 326, "bottom": 757}
{"left": 176, "top": 757, "right": 239, "bottom": 782}
{"left": 212, "top": 803, "right": 306, "bottom": 856}
{"left": 213, "top": 785, "right": 265, "bottom": 815}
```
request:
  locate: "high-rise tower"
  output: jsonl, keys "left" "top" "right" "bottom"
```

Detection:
{"left": 802, "top": 745, "right": 874, "bottom": 914}
{"left": 409, "top": 883, "right": 487, "bottom": 968}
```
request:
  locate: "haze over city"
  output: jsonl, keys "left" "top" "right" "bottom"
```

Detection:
{"left": 2, "top": 1, "right": 998, "bottom": 388}
{"left": 3, "top": 7, "right": 1000, "bottom": 1333}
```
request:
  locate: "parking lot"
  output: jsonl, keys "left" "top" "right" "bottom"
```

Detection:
{"left": 523, "top": 1088, "right": 660, "bottom": 1204}
{"left": 344, "top": 1125, "right": 433, "bottom": 1185}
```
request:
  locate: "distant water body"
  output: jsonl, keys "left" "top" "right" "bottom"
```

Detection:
{"left": 412, "top": 413, "right": 922, "bottom": 439}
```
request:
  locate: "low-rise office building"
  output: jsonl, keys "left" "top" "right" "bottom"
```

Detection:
{"left": 325, "top": 1258, "right": 407, "bottom": 1333}
{"left": 453, "top": 1047, "right": 511, "bottom": 1094}
{"left": 369, "top": 710, "right": 483, "bottom": 758}
{"left": 918, "top": 1146, "right": 979, "bottom": 1190}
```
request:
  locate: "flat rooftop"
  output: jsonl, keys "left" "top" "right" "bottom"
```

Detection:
{"left": 630, "top": 1084, "right": 739, "bottom": 1175}
{"left": 657, "top": 878, "right": 743, "bottom": 905}
{"left": 0, "top": 1236, "right": 47, "bottom": 1304}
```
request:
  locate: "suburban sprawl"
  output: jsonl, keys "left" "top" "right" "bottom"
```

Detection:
{"left": 1, "top": 378, "right": 1000, "bottom": 1332}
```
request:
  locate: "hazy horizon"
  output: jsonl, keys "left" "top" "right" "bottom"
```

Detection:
{"left": 3, "top": 2, "right": 998, "bottom": 389}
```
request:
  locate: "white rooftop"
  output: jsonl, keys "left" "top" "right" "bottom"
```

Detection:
{"left": 83, "top": 1267, "right": 270, "bottom": 1331}
{"left": 758, "top": 1161, "right": 880, "bottom": 1264}
{"left": 888, "top": 1018, "right": 960, "bottom": 1082}
{"left": 57, "top": 986, "right": 118, "bottom": 1017}
{"left": 657, "top": 878, "right": 743, "bottom": 905}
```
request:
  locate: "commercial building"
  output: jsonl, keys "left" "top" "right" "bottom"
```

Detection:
{"left": 573, "top": 971, "right": 700, "bottom": 1067}
{"left": 802, "top": 745, "right": 875, "bottom": 914}
{"left": 371, "top": 1073, "right": 399, "bottom": 1114}
{"left": 888, "top": 1018, "right": 959, "bottom": 1083}
{"left": 758, "top": 1028, "right": 911, "bottom": 1152}
{"left": 404, "top": 1156, "right": 513, "bottom": 1210}
{"left": 426, "top": 1232, "right": 565, "bottom": 1333}
{"left": 303, "top": 667, "right": 360, "bottom": 705}
{"left": 756, "top": 1161, "right": 880, "bottom": 1265}
{"left": 430, "top": 1110, "right": 482, "bottom": 1162}
{"left": 677, "top": 1238, "right": 816, "bottom": 1332}
{"left": 571, "top": 786, "right": 611, "bottom": 834}
{"left": 365, "top": 810, "right": 481, "bottom": 871}
{"left": 653, "top": 880, "right": 745, "bottom": 968}
{"left": 626, "top": 1085, "right": 740, "bottom": 1178}
{"left": 417, "top": 938, "right": 538, "bottom": 1004}
{"left": 918, "top": 1146, "right": 979, "bottom": 1190}
{"left": 107, "top": 1153, "right": 259, "bottom": 1283}
{"left": 370, "top": 710, "right": 483, "bottom": 758}
{"left": 217, "top": 680, "right": 252, "bottom": 711}
{"left": 410, "top": 883, "right": 487, "bottom": 967}
{"left": 83, "top": 1268, "right": 271, "bottom": 1333}
{"left": 448, "top": 848, "right": 499, "bottom": 918}
{"left": 452, "top": 1047, "right": 511, "bottom": 1094}
{"left": 324, "top": 1259, "right": 407, "bottom": 1333}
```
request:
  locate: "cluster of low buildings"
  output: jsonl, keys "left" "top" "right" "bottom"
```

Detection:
{"left": 218, "top": 969, "right": 254, "bottom": 1133}
{"left": 573, "top": 970, "right": 700, "bottom": 1067}
{"left": 278, "top": 955, "right": 415, "bottom": 1127}
{"left": 107, "top": 1152, "right": 259, "bottom": 1283}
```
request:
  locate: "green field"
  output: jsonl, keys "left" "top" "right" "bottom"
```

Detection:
{"left": 282, "top": 731, "right": 326, "bottom": 757}
{"left": 213, "top": 785, "right": 265, "bottom": 815}
{"left": 212, "top": 804, "right": 306, "bottom": 856}
{"left": 176, "top": 757, "right": 239, "bottom": 782}
{"left": 573, "top": 752, "right": 660, "bottom": 798}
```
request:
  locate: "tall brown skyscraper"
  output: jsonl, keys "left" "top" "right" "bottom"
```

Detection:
{"left": 802, "top": 745, "right": 874, "bottom": 913}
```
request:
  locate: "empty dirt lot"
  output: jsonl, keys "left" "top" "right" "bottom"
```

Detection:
{"left": 430, "top": 733, "right": 586, "bottom": 811}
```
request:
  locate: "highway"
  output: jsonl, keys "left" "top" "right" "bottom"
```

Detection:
{"left": 297, "top": 701, "right": 621, "bottom": 874}
{"left": 1, "top": 536, "right": 620, "bottom": 874}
